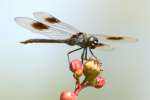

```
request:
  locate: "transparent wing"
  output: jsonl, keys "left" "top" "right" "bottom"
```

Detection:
{"left": 91, "top": 34, "right": 138, "bottom": 43}
{"left": 95, "top": 43, "right": 114, "bottom": 51}
{"left": 33, "top": 12, "right": 80, "bottom": 33}
{"left": 15, "top": 17, "right": 72, "bottom": 39}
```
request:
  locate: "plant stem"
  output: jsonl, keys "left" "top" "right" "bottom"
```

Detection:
{"left": 74, "top": 82, "right": 88, "bottom": 96}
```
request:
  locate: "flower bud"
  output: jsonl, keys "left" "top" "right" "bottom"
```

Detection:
{"left": 60, "top": 91, "right": 77, "bottom": 100}
{"left": 94, "top": 76, "right": 105, "bottom": 88}
{"left": 74, "top": 69, "right": 83, "bottom": 78}
{"left": 83, "top": 58, "right": 102, "bottom": 81}
{"left": 70, "top": 59, "right": 83, "bottom": 73}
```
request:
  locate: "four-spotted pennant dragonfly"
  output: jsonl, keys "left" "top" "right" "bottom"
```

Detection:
{"left": 15, "top": 12, "right": 137, "bottom": 63}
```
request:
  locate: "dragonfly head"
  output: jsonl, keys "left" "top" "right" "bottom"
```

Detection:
{"left": 87, "top": 36, "right": 99, "bottom": 49}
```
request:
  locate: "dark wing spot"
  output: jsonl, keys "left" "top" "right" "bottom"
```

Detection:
{"left": 45, "top": 17, "right": 60, "bottom": 23}
{"left": 107, "top": 36, "right": 124, "bottom": 40}
{"left": 32, "top": 22, "right": 49, "bottom": 30}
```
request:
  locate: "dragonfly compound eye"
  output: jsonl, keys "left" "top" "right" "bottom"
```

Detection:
{"left": 88, "top": 36, "right": 98, "bottom": 49}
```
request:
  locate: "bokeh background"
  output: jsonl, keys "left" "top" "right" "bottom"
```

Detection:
{"left": 0, "top": 0, "right": 150, "bottom": 100}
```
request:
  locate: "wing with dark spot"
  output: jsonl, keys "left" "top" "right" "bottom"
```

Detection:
{"left": 33, "top": 12, "right": 80, "bottom": 33}
{"left": 15, "top": 17, "right": 72, "bottom": 39}
{"left": 15, "top": 17, "right": 50, "bottom": 33}
{"left": 91, "top": 34, "right": 138, "bottom": 43}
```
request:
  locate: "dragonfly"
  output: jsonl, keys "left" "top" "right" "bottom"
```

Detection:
{"left": 15, "top": 12, "right": 137, "bottom": 63}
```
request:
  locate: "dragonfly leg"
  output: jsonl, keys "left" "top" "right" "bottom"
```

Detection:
{"left": 81, "top": 48, "right": 86, "bottom": 63}
{"left": 89, "top": 48, "right": 97, "bottom": 59}
{"left": 85, "top": 48, "right": 88, "bottom": 60}
{"left": 67, "top": 47, "right": 83, "bottom": 64}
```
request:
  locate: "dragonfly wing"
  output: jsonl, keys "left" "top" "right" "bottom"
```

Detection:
{"left": 33, "top": 12, "right": 80, "bottom": 33}
{"left": 92, "top": 34, "right": 138, "bottom": 43}
{"left": 95, "top": 43, "right": 114, "bottom": 51}
{"left": 15, "top": 17, "right": 72, "bottom": 39}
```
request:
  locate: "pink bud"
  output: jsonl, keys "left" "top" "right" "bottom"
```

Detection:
{"left": 70, "top": 59, "right": 83, "bottom": 73}
{"left": 95, "top": 76, "right": 105, "bottom": 88}
{"left": 60, "top": 91, "right": 77, "bottom": 100}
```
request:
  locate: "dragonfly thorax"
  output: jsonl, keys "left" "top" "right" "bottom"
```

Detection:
{"left": 67, "top": 32, "right": 87, "bottom": 46}
{"left": 67, "top": 32, "right": 99, "bottom": 49}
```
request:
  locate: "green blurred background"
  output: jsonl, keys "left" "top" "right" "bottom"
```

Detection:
{"left": 0, "top": 0, "right": 149, "bottom": 100}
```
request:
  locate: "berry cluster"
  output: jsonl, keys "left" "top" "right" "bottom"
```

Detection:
{"left": 60, "top": 58, "right": 105, "bottom": 100}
